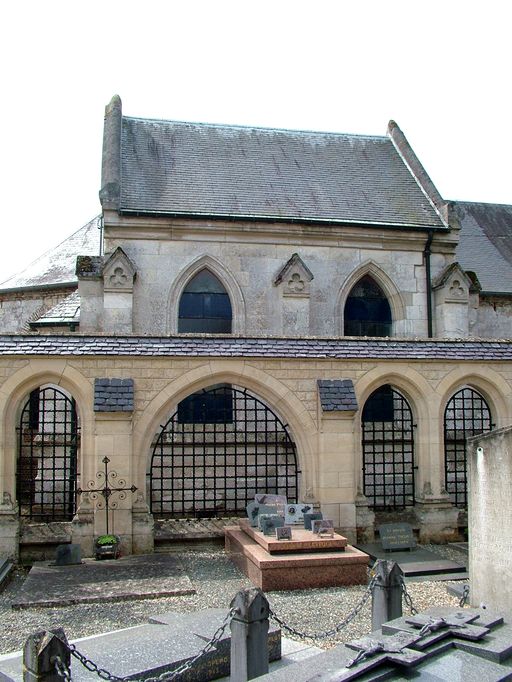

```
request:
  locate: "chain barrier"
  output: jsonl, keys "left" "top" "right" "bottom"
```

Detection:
{"left": 52, "top": 607, "right": 239, "bottom": 682}
{"left": 459, "top": 584, "right": 470, "bottom": 608}
{"left": 400, "top": 575, "right": 418, "bottom": 615}
{"left": 268, "top": 574, "right": 377, "bottom": 641}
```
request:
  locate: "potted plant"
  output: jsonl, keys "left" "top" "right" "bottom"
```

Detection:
{"left": 94, "top": 534, "right": 121, "bottom": 560}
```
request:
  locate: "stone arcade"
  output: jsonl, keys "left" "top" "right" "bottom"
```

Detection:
{"left": 0, "top": 95, "right": 511, "bottom": 559}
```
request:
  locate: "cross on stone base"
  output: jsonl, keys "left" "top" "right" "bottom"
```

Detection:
{"left": 405, "top": 612, "right": 490, "bottom": 643}
{"left": 76, "top": 457, "right": 137, "bottom": 535}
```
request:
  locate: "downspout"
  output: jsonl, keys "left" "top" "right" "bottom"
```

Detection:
{"left": 424, "top": 230, "right": 433, "bottom": 338}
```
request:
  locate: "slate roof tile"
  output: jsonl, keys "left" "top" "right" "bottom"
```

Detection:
{"left": 1, "top": 335, "right": 512, "bottom": 360}
{"left": 120, "top": 118, "right": 445, "bottom": 229}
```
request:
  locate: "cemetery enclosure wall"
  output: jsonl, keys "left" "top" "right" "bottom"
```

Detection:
{"left": 0, "top": 352, "right": 511, "bottom": 557}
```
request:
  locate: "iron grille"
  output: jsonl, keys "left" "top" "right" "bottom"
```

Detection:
{"left": 16, "top": 386, "right": 79, "bottom": 521}
{"left": 362, "top": 385, "right": 415, "bottom": 510}
{"left": 149, "top": 385, "right": 299, "bottom": 518}
{"left": 444, "top": 387, "right": 492, "bottom": 508}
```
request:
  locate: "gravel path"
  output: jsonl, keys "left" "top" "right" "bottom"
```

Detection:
{"left": 0, "top": 547, "right": 466, "bottom": 656}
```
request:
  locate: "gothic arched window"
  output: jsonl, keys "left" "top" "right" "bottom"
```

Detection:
{"left": 178, "top": 269, "right": 232, "bottom": 333}
{"left": 344, "top": 275, "right": 392, "bottom": 337}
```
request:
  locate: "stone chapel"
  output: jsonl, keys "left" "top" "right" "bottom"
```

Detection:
{"left": 0, "top": 95, "right": 511, "bottom": 560}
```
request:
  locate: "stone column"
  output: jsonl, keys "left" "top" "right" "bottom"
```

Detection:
{"left": 71, "top": 492, "right": 94, "bottom": 558}
{"left": 0, "top": 492, "right": 19, "bottom": 561}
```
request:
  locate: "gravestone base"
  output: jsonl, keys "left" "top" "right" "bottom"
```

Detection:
{"left": 225, "top": 524, "right": 369, "bottom": 591}
{"left": 414, "top": 499, "right": 461, "bottom": 544}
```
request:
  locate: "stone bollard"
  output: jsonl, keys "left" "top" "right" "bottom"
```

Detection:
{"left": 23, "top": 628, "right": 70, "bottom": 682}
{"left": 371, "top": 560, "right": 403, "bottom": 631}
{"left": 230, "top": 587, "right": 270, "bottom": 681}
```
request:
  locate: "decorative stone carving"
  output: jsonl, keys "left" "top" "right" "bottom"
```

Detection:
{"left": 273, "top": 253, "right": 314, "bottom": 297}
{"left": 432, "top": 262, "right": 471, "bottom": 304}
{"left": 102, "top": 247, "right": 136, "bottom": 292}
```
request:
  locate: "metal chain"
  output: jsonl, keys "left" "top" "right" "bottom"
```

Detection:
{"left": 459, "top": 584, "right": 470, "bottom": 608}
{"left": 269, "top": 574, "right": 377, "bottom": 641}
{"left": 53, "top": 655, "right": 72, "bottom": 682}
{"left": 56, "top": 607, "right": 238, "bottom": 682}
{"left": 400, "top": 576, "right": 418, "bottom": 615}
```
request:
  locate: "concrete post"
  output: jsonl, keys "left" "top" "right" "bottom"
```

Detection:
{"left": 23, "top": 629, "right": 70, "bottom": 682}
{"left": 230, "top": 587, "right": 270, "bottom": 681}
{"left": 371, "top": 560, "right": 403, "bottom": 630}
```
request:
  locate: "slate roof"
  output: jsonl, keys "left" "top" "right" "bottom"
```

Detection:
{"left": 454, "top": 202, "right": 512, "bottom": 294}
{"left": 0, "top": 217, "right": 101, "bottom": 292}
{"left": 30, "top": 292, "right": 80, "bottom": 327}
{"left": 94, "top": 378, "right": 134, "bottom": 412}
{"left": 317, "top": 380, "right": 358, "bottom": 411}
{"left": 119, "top": 117, "right": 446, "bottom": 229}
{"left": 2, "top": 335, "right": 512, "bottom": 360}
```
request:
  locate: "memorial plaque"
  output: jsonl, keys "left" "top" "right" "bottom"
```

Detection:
{"left": 285, "top": 503, "right": 313, "bottom": 525}
{"left": 304, "top": 512, "right": 323, "bottom": 530}
{"left": 312, "top": 519, "right": 335, "bottom": 538}
{"left": 276, "top": 526, "right": 292, "bottom": 541}
{"left": 378, "top": 522, "right": 416, "bottom": 551}
{"left": 246, "top": 501, "right": 260, "bottom": 527}
{"left": 259, "top": 514, "right": 285, "bottom": 536}
{"left": 255, "top": 493, "right": 287, "bottom": 517}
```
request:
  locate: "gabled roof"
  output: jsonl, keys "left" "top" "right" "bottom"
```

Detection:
{"left": 0, "top": 216, "right": 101, "bottom": 292}
{"left": 454, "top": 202, "right": 512, "bottom": 294}
{"left": 101, "top": 97, "right": 447, "bottom": 230}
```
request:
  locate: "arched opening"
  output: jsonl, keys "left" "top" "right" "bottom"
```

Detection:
{"left": 344, "top": 275, "right": 392, "bottom": 337}
{"left": 444, "top": 387, "right": 492, "bottom": 507}
{"left": 148, "top": 385, "right": 299, "bottom": 518}
{"left": 362, "top": 385, "right": 415, "bottom": 510}
{"left": 178, "top": 269, "right": 232, "bottom": 333}
{"left": 16, "top": 384, "right": 80, "bottom": 521}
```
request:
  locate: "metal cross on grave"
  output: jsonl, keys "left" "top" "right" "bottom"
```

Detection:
{"left": 76, "top": 456, "right": 137, "bottom": 535}
{"left": 404, "top": 611, "right": 490, "bottom": 644}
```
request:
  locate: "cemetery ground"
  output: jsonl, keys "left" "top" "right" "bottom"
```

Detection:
{"left": 0, "top": 544, "right": 465, "bottom": 656}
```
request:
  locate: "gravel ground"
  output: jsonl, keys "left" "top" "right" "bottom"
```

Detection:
{"left": 0, "top": 546, "right": 466, "bottom": 656}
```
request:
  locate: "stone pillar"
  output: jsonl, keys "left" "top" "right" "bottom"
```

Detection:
{"left": 468, "top": 426, "right": 512, "bottom": 611}
{"left": 432, "top": 264, "right": 471, "bottom": 338}
{"left": 93, "top": 413, "right": 134, "bottom": 554}
{"left": 102, "top": 248, "right": 136, "bottom": 334}
{"left": 273, "top": 253, "right": 313, "bottom": 336}
{"left": 355, "top": 492, "right": 375, "bottom": 543}
{"left": 0, "top": 492, "right": 19, "bottom": 561}
{"left": 414, "top": 490, "right": 460, "bottom": 544}
{"left": 71, "top": 492, "right": 94, "bottom": 558}
{"left": 132, "top": 493, "right": 154, "bottom": 555}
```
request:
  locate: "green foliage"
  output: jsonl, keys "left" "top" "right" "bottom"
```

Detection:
{"left": 96, "top": 534, "right": 118, "bottom": 546}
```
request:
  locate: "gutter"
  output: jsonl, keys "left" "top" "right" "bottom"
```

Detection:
{"left": 424, "top": 231, "right": 434, "bottom": 338}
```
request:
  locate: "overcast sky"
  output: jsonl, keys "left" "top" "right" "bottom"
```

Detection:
{"left": 0, "top": 0, "right": 510, "bottom": 283}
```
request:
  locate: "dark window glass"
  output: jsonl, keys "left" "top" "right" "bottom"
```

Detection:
{"left": 178, "top": 270, "right": 232, "bottom": 333}
{"left": 362, "top": 385, "right": 394, "bottom": 422}
{"left": 178, "top": 384, "right": 233, "bottom": 423}
{"left": 344, "top": 275, "right": 392, "bottom": 337}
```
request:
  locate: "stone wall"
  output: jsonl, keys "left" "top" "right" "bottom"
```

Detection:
{"left": 470, "top": 296, "right": 512, "bottom": 338}
{"left": 91, "top": 211, "right": 461, "bottom": 338}
{"left": 0, "top": 350, "right": 511, "bottom": 556}
{"left": 468, "top": 425, "right": 512, "bottom": 612}
{"left": 0, "top": 287, "right": 75, "bottom": 332}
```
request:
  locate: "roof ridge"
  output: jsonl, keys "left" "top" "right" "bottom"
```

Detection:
{"left": 122, "top": 115, "right": 390, "bottom": 141}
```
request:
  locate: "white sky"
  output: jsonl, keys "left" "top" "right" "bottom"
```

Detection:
{"left": 1, "top": 0, "right": 510, "bottom": 283}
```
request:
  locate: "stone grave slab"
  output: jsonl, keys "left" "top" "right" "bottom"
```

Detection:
{"left": 0, "top": 609, "right": 281, "bottom": 682}
{"left": 356, "top": 543, "right": 466, "bottom": 578}
{"left": 239, "top": 519, "right": 348, "bottom": 553}
{"left": 225, "top": 526, "right": 368, "bottom": 591}
{"left": 54, "top": 543, "right": 82, "bottom": 566}
{"left": 378, "top": 523, "right": 416, "bottom": 551}
{"left": 11, "top": 553, "right": 195, "bottom": 609}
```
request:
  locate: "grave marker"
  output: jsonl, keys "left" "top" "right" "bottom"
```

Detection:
{"left": 378, "top": 523, "right": 416, "bottom": 551}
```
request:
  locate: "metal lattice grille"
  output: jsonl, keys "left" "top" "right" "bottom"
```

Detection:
{"left": 444, "top": 387, "right": 492, "bottom": 508}
{"left": 16, "top": 386, "right": 79, "bottom": 521}
{"left": 149, "top": 386, "right": 299, "bottom": 518}
{"left": 362, "top": 385, "right": 415, "bottom": 510}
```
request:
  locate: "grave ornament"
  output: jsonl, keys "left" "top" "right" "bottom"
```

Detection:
{"left": 312, "top": 519, "right": 335, "bottom": 538}
{"left": 304, "top": 512, "right": 323, "bottom": 530}
{"left": 259, "top": 514, "right": 285, "bottom": 536}
{"left": 285, "top": 503, "right": 313, "bottom": 525}
{"left": 246, "top": 501, "right": 260, "bottom": 527}
{"left": 255, "top": 494, "right": 287, "bottom": 517}
{"left": 276, "top": 526, "right": 292, "bottom": 541}
{"left": 378, "top": 523, "right": 416, "bottom": 551}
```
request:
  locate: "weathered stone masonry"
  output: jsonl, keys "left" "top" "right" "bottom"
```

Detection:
{"left": 1, "top": 335, "right": 511, "bottom": 559}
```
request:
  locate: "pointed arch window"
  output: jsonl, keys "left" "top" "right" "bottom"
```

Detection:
{"left": 178, "top": 269, "right": 232, "bottom": 333}
{"left": 344, "top": 275, "right": 392, "bottom": 337}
